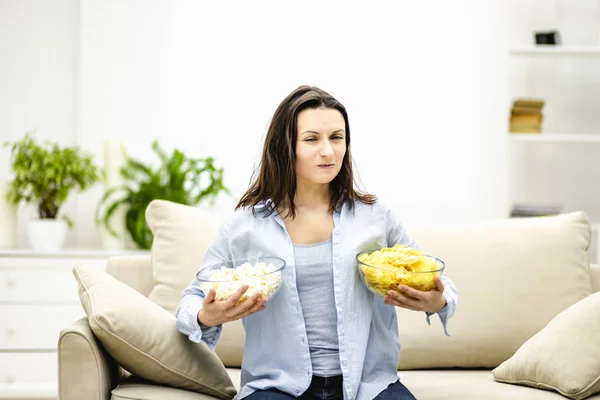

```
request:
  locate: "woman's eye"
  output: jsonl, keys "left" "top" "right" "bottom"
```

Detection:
{"left": 332, "top": 136, "right": 344, "bottom": 140}
{"left": 305, "top": 137, "right": 317, "bottom": 142}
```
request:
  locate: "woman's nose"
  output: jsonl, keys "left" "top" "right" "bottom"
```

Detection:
{"left": 320, "top": 140, "right": 334, "bottom": 157}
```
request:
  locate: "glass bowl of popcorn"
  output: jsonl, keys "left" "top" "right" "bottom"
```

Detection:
{"left": 356, "top": 244, "right": 445, "bottom": 298}
{"left": 196, "top": 257, "right": 286, "bottom": 303}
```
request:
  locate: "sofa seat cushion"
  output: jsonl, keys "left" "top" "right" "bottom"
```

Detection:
{"left": 111, "top": 371, "right": 242, "bottom": 400}
{"left": 225, "top": 369, "right": 241, "bottom": 390}
{"left": 112, "top": 370, "right": 600, "bottom": 400}
{"left": 398, "top": 370, "right": 600, "bottom": 400}
{"left": 112, "top": 376, "right": 219, "bottom": 400}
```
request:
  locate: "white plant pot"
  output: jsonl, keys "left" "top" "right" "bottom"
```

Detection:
{"left": 28, "top": 219, "right": 68, "bottom": 252}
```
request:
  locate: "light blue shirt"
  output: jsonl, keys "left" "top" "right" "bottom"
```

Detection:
{"left": 176, "top": 199, "right": 458, "bottom": 400}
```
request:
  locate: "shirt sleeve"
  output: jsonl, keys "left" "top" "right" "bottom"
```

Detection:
{"left": 175, "top": 218, "right": 233, "bottom": 350}
{"left": 175, "top": 279, "right": 223, "bottom": 350}
{"left": 424, "top": 272, "right": 458, "bottom": 337}
{"left": 384, "top": 202, "right": 459, "bottom": 337}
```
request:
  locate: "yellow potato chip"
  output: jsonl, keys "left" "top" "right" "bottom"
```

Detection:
{"left": 357, "top": 244, "right": 442, "bottom": 297}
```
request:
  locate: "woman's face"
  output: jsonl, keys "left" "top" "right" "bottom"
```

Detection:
{"left": 295, "top": 107, "right": 347, "bottom": 186}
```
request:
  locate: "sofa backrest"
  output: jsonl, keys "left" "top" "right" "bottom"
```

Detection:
{"left": 106, "top": 259, "right": 600, "bottom": 300}
{"left": 145, "top": 200, "right": 224, "bottom": 314}
{"left": 398, "top": 211, "right": 593, "bottom": 369}
{"left": 107, "top": 203, "right": 596, "bottom": 370}
{"left": 593, "top": 264, "right": 600, "bottom": 294}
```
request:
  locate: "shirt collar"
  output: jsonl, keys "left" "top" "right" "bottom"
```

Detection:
{"left": 253, "top": 199, "right": 273, "bottom": 212}
{"left": 254, "top": 198, "right": 344, "bottom": 225}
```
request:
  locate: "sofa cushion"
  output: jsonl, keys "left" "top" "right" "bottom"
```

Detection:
{"left": 492, "top": 291, "right": 600, "bottom": 400}
{"left": 591, "top": 264, "right": 600, "bottom": 293}
{"left": 111, "top": 370, "right": 600, "bottom": 400}
{"left": 73, "top": 264, "right": 236, "bottom": 399}
{"left": 146, "top": 200, "right": 223, "bottom": 314}
{"left": 112, "top": 376, "right": 219, "bottom": 400}
{"left": 397, "top": 212, "right": 593, "bottom": 369}
{"left": 398, "top": 370, "right": 596, "bottom": 400}
{"left": 145, "top": 200, "right": 245, "bottom": 367}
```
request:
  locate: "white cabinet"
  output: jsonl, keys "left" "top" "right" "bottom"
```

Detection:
{"left": 0, "top": 250, "right": 142, "bottom": 399}
{"left": 0, "top": 305, "right": 84, "bottom": 350}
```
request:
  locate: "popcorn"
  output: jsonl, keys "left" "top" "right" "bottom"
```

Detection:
{"left": 202, "top": 262, "right": 282, "bottom": 303}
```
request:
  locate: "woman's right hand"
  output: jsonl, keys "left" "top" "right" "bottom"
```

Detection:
{"left": 197, "top": 285, "right": 266, "bottom": 328}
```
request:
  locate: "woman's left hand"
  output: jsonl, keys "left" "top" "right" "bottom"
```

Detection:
{"left": 384, "top": 276, "right": 447, "bottom": 313}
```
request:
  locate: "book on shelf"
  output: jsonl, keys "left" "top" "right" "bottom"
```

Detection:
{"left": 509, "top": 98, "right": 545, "bottom": 134}
{"left": 510, "top": 114, "right": 543, "bottom": 124}
{"left": 510, "top": 125, "right": 542, "bottom": 133}
{"left": 510, "top": 203, "right": 564, "bottom": 218}
{"left": 513, "top": 99, "right": 545, "bottom": 109}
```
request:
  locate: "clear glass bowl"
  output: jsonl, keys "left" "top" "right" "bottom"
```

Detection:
{"left": 356, "top": 250, "right": 445, "bottom": 298}
{"left": 196, "top": 257, "right": 286, "bottom": 303}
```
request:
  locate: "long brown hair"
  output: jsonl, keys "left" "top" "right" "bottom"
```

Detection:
{"left": 236, "top": 85, "right": 376, "bottom": 218}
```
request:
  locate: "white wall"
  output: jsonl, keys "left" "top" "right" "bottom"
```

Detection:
{"left": 11, "top": 1, "right": 596, "bottom": 249}
{"left": 0, "top": 0, "right": 80, "bottom": 247}
{"left": 75, "top": 0, "right": 172, "bottom": 247}
{"left": 75, "top": 0, "right": 512, "bottom": 248}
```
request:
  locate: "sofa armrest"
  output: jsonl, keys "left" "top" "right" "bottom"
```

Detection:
{"left": 58, "top": 317, "right": 123, "bottom": 400}
{"left": 106, "top": 255, "right": 153, "bottom": 297}
{"left": 591, "top": 263, "right": 600, "bottom": 293}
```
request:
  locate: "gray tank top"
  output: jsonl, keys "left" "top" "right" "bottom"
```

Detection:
{"left": 293, "top": 238, "right": 342, "bottom": 377}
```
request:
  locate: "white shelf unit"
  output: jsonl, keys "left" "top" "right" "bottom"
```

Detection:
{"left": 0, "top": 382, "right": 56, "bottom": 399}
{"left": 510, "top": 45, "right": 600, "bottom": 56}
{"left": 0, "top": 248, "right": 148, "bottom": 259}
{"left": 508, "top": 3, "right": 600, "bottom": 259}
{"left": 509, "top": 133, "right": 600, "bottom": 142}
{"left": 0, "top": 249, "right": 148, "bottom": 400}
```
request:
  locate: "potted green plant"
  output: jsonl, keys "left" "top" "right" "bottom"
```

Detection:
{"left": 96, "top": 140, "right": 229, "bottom": 250}
{"left": 3, "top": 132, "right": 100, "bottom": 251}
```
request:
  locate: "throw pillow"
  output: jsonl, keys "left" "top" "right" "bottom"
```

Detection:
{"left": 145, "top": 199, "right": 246, "bottom": 367}
{"left": 145, "top": 200, "right": 223, "bottom": 314}
{"left": 492, "top": 291, "right": 600, "bottom": 400}
{"left": 73, "top": 264, "right": 236, "bottom": 399}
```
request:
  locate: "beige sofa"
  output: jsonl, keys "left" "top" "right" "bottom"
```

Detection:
{"left": 58, "top": 209, "right": 600, "bottom": 400}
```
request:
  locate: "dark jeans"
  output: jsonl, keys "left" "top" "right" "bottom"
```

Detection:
{"left": 243, "top": 375, "right": 417, "bottom": 400}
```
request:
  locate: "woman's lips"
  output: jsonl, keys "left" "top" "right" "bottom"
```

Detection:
{"left": 318, "top": 164, "right": 335, "bottom": 169}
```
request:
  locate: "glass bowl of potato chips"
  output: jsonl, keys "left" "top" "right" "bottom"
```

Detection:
{"left": 356, "top": 244, "right": 445, "bottom": 298}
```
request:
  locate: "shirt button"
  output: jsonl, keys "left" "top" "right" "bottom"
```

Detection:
{"left": 295, "top": 389, "right": 301, "bottom": 395}
{"left": 307, "top": 371, "right": 311, "bottom": 376}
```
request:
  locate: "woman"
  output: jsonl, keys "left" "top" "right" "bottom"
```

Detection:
{"left": 176, "top": 86, "right": 458, "bottom": 400}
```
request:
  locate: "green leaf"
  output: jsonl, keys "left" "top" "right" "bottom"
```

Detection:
{"left": 96, "top": 139, "right": 230, "bottom": 249}
{"left": 100, "top": 197, "right": 129, "bottom": 238}
{"left": 94, "top": 184, "right": 132, "bottom": 223}
{"left": 62, "top": 215, "right": 74, "bottom": 229}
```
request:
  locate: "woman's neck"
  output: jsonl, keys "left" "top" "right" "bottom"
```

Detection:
{"left": 294, "top": 180, "right": 330, "bottom": 210}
